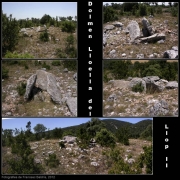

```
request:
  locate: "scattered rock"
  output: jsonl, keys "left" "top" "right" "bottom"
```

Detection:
{"left": 163, "top": 46, "right": 178, "bottom": 59}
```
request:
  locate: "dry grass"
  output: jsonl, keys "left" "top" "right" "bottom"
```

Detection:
{"left": 2, "top": 138, "right": 152, "bottom": 174}
{"left": 12, "top": 26, "right": 77, "bottom": 58}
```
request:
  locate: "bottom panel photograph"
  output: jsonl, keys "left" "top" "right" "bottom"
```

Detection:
{"left": 2, "top": 117, "right": 153, "bottom": 175}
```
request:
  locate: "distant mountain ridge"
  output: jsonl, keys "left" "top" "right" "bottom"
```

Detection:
{"left": 61, "top": 119, "right": 152, "bottom": 138}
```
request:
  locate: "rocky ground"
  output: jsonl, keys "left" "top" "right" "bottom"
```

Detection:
{"left": 13, "top": 26, "right": 77, "bottom": 58}
{"left": 103, "top": 13, "right": 178, "bottom": 59}
{"left": 2, "top": 136, "right": 151, "bottom": 174}
{"left": 2, "top": 60, "right": 77, "bottom": 117}
{"left": 103, "top": 77, "right": 178, "bottom": 117}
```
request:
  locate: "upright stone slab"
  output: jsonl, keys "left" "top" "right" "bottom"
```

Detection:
{"left": 24, "top": 74, "right": 37, "bottom": 101}
{"left": 125, "top": 21, "right": 140, "bottom": 41}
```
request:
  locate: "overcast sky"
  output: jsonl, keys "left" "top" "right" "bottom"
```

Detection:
{"left": 2, "top": 118, "right": 153, "bottom": 132}
{"left": 2, "top": 2, "right": 77, "bottom": 20}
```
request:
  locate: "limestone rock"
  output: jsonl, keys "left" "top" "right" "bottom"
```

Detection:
{"left": 66, "top": 97, "right": 77, "bottom": 116}
{"left": 125, "top": 21, "right": 140, "bottom": 41}
{"left": 24, "top": 74, "right": 37, "bottom": 101}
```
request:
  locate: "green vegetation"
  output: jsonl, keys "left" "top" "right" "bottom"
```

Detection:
{"left": 17, "top": 82, "right": 27, "bottom": 96}
{"left": 51, "top": 60, "right": 61, "bottom": 66}
{"left": 7, "top": 131, "right": 43, "bottom": 174}
{"left": 59, "top": 141, "right": 65, "bottom": 148}
{"left": 2, "top": 67, "right": 9, "bottom": 79}
{"left": 95, "top": 128, "right": 116, "bottom": 148}
{"left": 55, "top": 34, "right": 77, "bottom": 58}
{"left": 104, "top": 60, "right": 178, "bottom": 81}
{"left": 103, "top": 2, "right": 178, "bottom": 22}
{"left": 132, "top": 82, "right": 144, "bottom": 93}
{"left": 4, "top": 51, "right": 34, "bottom": 58}
{"left": 103, "top": 6, "right": 118, "bottom": 23}
{"left": 116, "top": 127, "right": 130, "bottom": 145}
{"left": 51, "top": 128, "right": 63, "bottom": 139}
{"left": 2, "top": 13, "right": 19, "bottom": 56}
{"left": 42, "top": 61, "right": 50, "bottom": 70}
{"left": 136, "top": 145, "right": 152, "bottom": 174}
{"left": 61, "top": 21, "right": 76, "bottom": 33}
{"left": 64, "top": 34, "right": 77, "bottom": 58}
{"left": 39, "top": 30, "right": 49, "bottom": 42}
{"left": 62, "top": 60, "right": 77, "bottom": 71}
{"left": 45, "top": 154, "right": 59, "bottom": 168}
{"left": 107, "top": 148, "right": 142, "bottom": 174}
{"left": 140, "top": 124, "right": 152, "bottom": 141}
{"left": 2, "top": 119, "right": 152, "bottom": 174}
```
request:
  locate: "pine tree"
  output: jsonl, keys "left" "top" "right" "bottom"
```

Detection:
{"left": 2, "top": 13, "right": 20, "bottom": 56}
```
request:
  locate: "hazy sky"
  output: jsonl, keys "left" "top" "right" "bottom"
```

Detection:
{"left": 2, "top": 118, "right": 153, "bottom": 132}
{"left": 103, "top": 2, "right": 169, "bottom": 5}
{"left": 2, "top": 2, "right": 77, "bottom": 20}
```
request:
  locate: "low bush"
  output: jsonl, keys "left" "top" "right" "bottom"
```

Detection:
{"left": 4, "top": 51, "right": 34, "bottom": 58}
{"left": 62, "top": 60, "right": 77, "bottom": 71}
{"left": 61, "top": 21, "right": 75, "bottom": 33}
{"left": 132, "top": 82, "right": 144, "bottom": 93}
{"left": 59, "top": 141, "right": 65, "bottom": 148}
{"left": 17, "top": 82, "right": 26, "bottom": 96}
{"left": 39, "top": 30, "right": 49, "bottom": 42}
{"left": 45, "top": 154, "right": 59, "bottom": 168}
{"left": 42, "top": 62, "right": 50, "bottom": 70}
{"left": 2, "top": 68, "right": 9, "bottom": 79}
{"left": 51, "top": 60, "right": 61, "bottom": 66}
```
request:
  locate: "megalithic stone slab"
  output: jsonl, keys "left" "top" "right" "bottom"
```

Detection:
{"left": 24, "top": 74, "right": 37, "bottom": 101}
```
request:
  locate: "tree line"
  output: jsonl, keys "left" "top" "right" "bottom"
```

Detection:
{"left": 103, "top": 2, "right": 178, "bottom": 23}
{"left": 104, "top": 60, "right": 178, "bottom": 82}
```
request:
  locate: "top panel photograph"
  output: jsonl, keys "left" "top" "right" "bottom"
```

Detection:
{"left": 2, "top": 2, "right": 77, "bottom": 59}
{"left": 103, "top": 2, "right": 178, "bottom": 59}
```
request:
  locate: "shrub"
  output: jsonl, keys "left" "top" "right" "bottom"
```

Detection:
{"left": 109, "top": 149, "right": 123, "bottom": 163}
{"left": 147, "top": 6, "right": 154, "bottom": 16}
{"left": 136, "top": 145, "right": 152, "bottom": 174}
{"left": 34, "top": 60, "right": 40, "bottom": 66}
{"left": 95, "top": 128, "right": 116, "bottom": 148}
{"left": 2, "top": 68, "right": 9, "bottom": 79}
{"left": 59, "top": 141, "right": 65, "bottom": 148}
{"left": 139, "top": 3, "right": 148, "bottom": 16}
{"left": 156, "top": 6, "right": 162, "bottom": 14}
{"left": 116, "top": 127, "right": 130, "bottom": 145}
{"left": 62, "top": 60, "right": 77, "bottom": 71}
{"left": 24, "top": 64, "right": 29, "bottom": 69}
{"left": 45, "top": 154, "right": 59, "bottom": 168}
{"left": 2, "top": 13, "right": 19, "bottom": 56}
{"left": 103, "top": 6, "right": 118, "bottom": 23}
{"left": 132, "top": 82, "right": 144, "bottom": 93}
{"left": 42, "top": 62, "right": 50, "bottom": 70}
{"left": 4, "top": 51, "right": 34, "bottom": 58}
{"left": 7, "top": 132, "right": 43, "bottom": 174}
{"left": 39, "top": 30, "right": 49, "bottom": 42}
{"left": 104, "top": 72, "right": 111, "bottom": 83}
{"left": 65, "top": 46, "right": 77, "bottom": 58}
{"left": 171, "top": 7, "right": 178, "bottom": 17}
{"left": 51, "top": 60, "right": 61, "bottom": 66}
{"left": 65, "top": 34, "right": 77, "bottom": 58}
{"left": 17, "top": 82, "right": 26, "bottom": 96}
{"left": 18, "top": 60, "right": 29, "bottom": 66}
{"left": 61, "top": 21, "right": 75, "bottom": 33}
{"left": 56, "top": 48, "right": 67, "bottom": 58}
